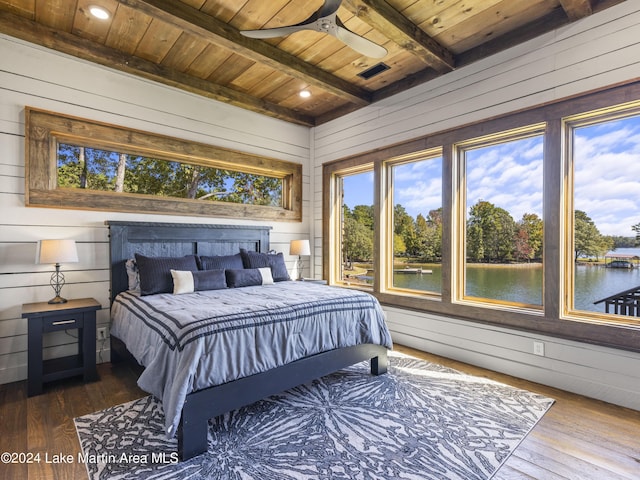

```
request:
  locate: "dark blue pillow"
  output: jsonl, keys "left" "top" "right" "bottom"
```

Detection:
{"left": 226, "top": 268, "right": 272, "bottom": 288}
{"left": 197, "top": 253, "right": 244, "bottom": 271}
{"left": 239, "top": 249, "right": 290, "bottom": 282}
{"left": 135, "top": 253, "right": 198, "bottom": 295}
{"left": 171, "top": 269, "right": 226, "bottom": 293}
{"left": 193, "top": 269, "right": 227, "bottom": 290}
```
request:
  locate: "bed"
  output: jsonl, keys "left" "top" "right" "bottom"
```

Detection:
{"left": 107, "top": 221, "right": 392, "bottom": 461}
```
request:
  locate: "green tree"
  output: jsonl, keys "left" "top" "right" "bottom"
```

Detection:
{"left": 402, "top": 221, "right": 419, "bottom": 257}
{"left": 467, "top": 223, "right": 485, "bottom": 262}
{"left": 516, "top": 213, "right": 543, "bottom": 261}
{"left": 633, "top": 222, "right": 640, "bottom": 246}
{"left": 126, "top": 156, "right": 178, "bottom": 196}
{"left": 57, "top": 144, "right": 83, "bottom": 188}
{"left": 425, "top": 207, "right": 443, "bottom": 261}
{"left": 393, "top": 233, "right": 406, "bottom": 256}
{"left": 574, "top": 210, "right": 604, "bottom": 260}
{"left": 610, "top": 235, "right": 636, "bottom": 248}
{"left": 414, "top": 214, "right": 431, "bottom": 259}
{"left": 414, "top": 211, "right": 442, "bottom": 261}
{"left": 467, "top": 200, "right": 516, "bottom": 262}
{"left": 394, "top": 205, "right": 413, "bottom": 236}
{"left": 57, "top": 143, "right": 283, "bottom": 206}
{"left": 596, "top": 235, "right": 615, "bottom": 261}
{"left": 342, "top": 216, "right": 374, "bottom": 265}
{"left": 352, "top": 205, "right": 375, "bottom": 230}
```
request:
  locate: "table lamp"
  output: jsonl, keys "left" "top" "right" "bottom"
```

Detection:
{"left": 289, "top": 239, "right": 311, "bottom": 280}
{"left": 36, "top": 239, "right": 79, "bottom": 304}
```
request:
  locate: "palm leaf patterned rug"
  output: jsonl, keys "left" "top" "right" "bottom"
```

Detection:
{"left": 75, "top": 352, "right": 554, "bottom": 479}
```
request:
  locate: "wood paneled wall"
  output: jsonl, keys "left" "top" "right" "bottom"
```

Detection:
{"left": 0, "top": 33, "right": 311, "bottom": 385}
{"left": 311, "top": 1, "right": 640, "bottom": 411}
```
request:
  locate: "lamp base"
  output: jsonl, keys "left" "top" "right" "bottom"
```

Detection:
{"left": 48, "top": 295, "right": 68, "bottom": 304}
{"left": 297, "top": 255, "right": 304, "bottom": 281}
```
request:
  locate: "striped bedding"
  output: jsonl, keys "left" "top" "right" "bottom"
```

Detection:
{"left": 110, "top": 281, "right": 393, "bottom": 437}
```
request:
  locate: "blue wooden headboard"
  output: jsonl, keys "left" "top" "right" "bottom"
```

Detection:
{"left": 106, "top": 221, "right": 271, "bottom": 302}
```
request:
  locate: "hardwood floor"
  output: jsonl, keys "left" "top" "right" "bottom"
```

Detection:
{"left": 0, "top": 345, "right": 638, "bottom": 479}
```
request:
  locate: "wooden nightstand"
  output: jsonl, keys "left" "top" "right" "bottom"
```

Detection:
{"left": 22, "top": 298, "right": 101, "bottom": 396}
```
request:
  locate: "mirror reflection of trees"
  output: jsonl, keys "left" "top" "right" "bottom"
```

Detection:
{"left": 57, "top": 144, "right": 283, "bottom": 207}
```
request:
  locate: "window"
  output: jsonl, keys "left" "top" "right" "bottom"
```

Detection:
{"left": 323, "top": 80, "right": 640, "bottom": 352}
{"left": 565, "top": 104, "right": 640, "bottom": 319}
{"left": 457, "top": 127, "right": 545, "bottom": 309}
{"left": 386, "top": 150, "right": 443, "bottom": 295}
{"left": 57, "top": 143, "right": 283, "bottom": 207}
{"left": 331, "top": 166, "right": 374, "bottom": 287}
{"left": 25, "top": 108, "right": 302, "bottom": 221}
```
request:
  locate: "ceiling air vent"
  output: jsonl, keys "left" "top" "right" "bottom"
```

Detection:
{"left": 357, "top": 62, "right": 390, "bottom": 80}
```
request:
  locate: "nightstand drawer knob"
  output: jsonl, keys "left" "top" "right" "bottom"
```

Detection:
{"left": 52, "top": 320, "right": 76, "bottom": 326}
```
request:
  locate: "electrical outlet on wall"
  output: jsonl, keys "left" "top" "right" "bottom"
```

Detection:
{"left": 533, "top": 341, "right": 545, "bottom": 356}
{"left": 97, "top": 327, "right": 107, "bottom": 341}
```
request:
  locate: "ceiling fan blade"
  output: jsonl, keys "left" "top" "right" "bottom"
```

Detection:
{"left": 317, "top": 0, "right": 342, "bottom": 18}
{"left": 241, "top": 0, "right": 387, "bottom": 59}
{"left": 240, "top": 25, "right": 310, "bottom": 39}
{"left": 334, "top": 25, "right": 387, "bottom": 58}
{"left": 241, "top": 0, "right": 344, "bottom": 40}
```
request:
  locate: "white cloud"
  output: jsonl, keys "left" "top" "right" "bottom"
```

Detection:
{"left": 574, "top": 118, "right": 640, "bottom": 236}
{"left": 465, "top": 136, "right": 543, "bottom": 219}
{"left": 342, "top": 116, "right": 640, "bottom": 238}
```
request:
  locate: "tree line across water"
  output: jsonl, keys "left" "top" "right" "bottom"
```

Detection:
{"left": 343, "top": 200, "right": 640, "bottom": 264}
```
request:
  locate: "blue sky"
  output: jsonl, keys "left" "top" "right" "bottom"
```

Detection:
{"left": 574, "top": 116, "right": 640, "bottom": 236}
{"left": 465, "top": 135, "right": 543, "bottom": 222}
{"left": 343, "top": 116, "right": 640, "bottom": 238}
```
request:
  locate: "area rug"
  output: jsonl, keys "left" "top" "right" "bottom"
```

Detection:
{"left": 74, "top": 352, "right": 554, "bottom": 480}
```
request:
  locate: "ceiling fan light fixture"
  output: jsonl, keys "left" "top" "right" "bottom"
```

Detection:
{"left": 299, "top": 90, "right": 312, "bottom": 98}
{"left": 89, "top": 5, "right": 111, "bottom": 20}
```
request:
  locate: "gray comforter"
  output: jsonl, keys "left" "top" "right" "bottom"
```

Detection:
{"left": 110, "top": 281, "right": 392, "bottom": 437}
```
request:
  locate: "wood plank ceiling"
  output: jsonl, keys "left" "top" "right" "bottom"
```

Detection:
{"left": 0, "top": 0, "right": 627, "bottom": 126}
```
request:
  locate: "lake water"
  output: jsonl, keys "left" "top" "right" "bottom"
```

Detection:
{"left": 391, "top": 248, "right": 640, "bottom": 312}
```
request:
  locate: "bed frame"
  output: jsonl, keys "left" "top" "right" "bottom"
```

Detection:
{"left": 106, "top": 221, "right": 388, "bottom": 461}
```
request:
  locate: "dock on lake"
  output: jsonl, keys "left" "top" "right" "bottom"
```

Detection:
{"left": 394, "top": 267, "right": 432, "bottom": 274}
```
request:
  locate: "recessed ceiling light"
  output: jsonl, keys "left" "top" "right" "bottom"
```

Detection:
{"left": 89, "top": 5, "right": 111, "bottom": 20}
{"left": 299, "top": 90, "right": 311, "bottom": 98}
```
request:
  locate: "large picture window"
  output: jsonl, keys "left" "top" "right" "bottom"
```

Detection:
{"left": 565, "top": 105, "right": 640, "bottom": 319}
{"left": 458, "top": 127, "right": 544, "bottom": 309}
{"left": 57, "top": 143, "right": 284, "bottom": 207}
{"left": 25, "top": 107, "right": 302, "bottom": 221}
{"left": 324, "top": 80, "right": 640, "bottom": 352}
{"left": 386, "top": 151, "right": 443, "bottom": 295}
{"left": 331, "top": 166, "right": 374, "bottom": 287}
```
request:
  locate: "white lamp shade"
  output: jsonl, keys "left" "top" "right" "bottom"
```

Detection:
{"left": 36, "top": 239, "right": 79, "bottom": 264}
{"left": 289, "top": 239, "right": 311, "bottom": 256}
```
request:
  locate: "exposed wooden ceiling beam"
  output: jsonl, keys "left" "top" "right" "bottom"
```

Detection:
{"left": 342, "top": 0, "right": 455, "bottom": 72}
{"left": 121, "top": 0, "right": 372, "bottom": 107}
{"left": 0, "top": 11, "right": 315, "bottom": 126}
{"left": 558, "top": 0, "right": 593, "bottom": 20}
{"left": 373, "top": 7, "right": 572, "bottom": 105}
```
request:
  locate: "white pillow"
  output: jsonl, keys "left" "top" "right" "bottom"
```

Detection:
{"left": 258, "top": 267, "right": 274, "bottom": 285}
{"left": 171, "top": 269, "right": 195, "bottom": 294}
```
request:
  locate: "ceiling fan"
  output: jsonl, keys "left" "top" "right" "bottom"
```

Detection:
{"left": 240, "top": 0, "right": 388, "bottom": 59}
